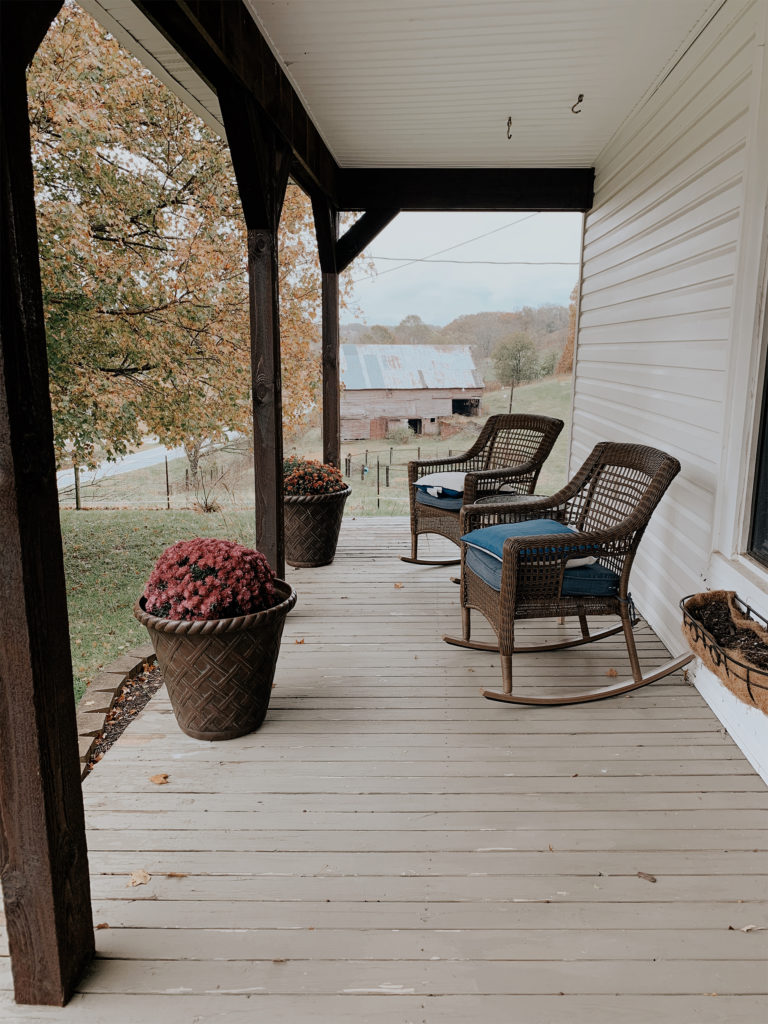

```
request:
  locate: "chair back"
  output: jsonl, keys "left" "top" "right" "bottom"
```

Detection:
{"left": 474, "top": 414, "right": 563, "bottom": 471}
{"left": 568, "top": 442, "right": 680, "bottom": 536}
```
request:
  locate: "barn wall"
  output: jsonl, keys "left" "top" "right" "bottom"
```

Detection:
{"left": 572, "top": 0, "right": 768, "bottom": 776}
{"left": 341, "top": 388, "right": 484, "bottom": 439}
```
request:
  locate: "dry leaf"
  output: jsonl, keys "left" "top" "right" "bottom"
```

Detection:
{"left": 637, "top": 871, "right": 657, "bottom": 883}
{"left": 128, "top": 869, "right": 151, "bottom": 887}
{"left": 149, "top": 773, "right": 169, "bottom": 785}
{"left": 606, "top": 668, "right": 618, "bottom": 678}
{"left": 294, "top": 638, "right": 305, "bottom": 644}
{"left": 95, "top": 922, "right": 110, "bottom": 930}
{"left": 548, "top": 844, "right": 554, "bottom": 852}
{"left": 394, "top": 582, "right": 404, "bottom": 589}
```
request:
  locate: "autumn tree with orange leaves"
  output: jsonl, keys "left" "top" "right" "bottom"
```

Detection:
{"left": 29, "top": 2, "right": 350, "bottom": 471}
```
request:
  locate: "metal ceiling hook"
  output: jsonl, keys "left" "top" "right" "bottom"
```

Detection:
{"left": 506, "top": 116, "right": 513, "bottom": 139}
{"left": 571, "top": 93, "right": 584, "bottom": 114}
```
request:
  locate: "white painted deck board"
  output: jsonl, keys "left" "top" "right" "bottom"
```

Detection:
{"left": 1, "top": 519, "right": 765, "bottom": 1021}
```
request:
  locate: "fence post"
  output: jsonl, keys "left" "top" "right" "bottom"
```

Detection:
{"left": 385, "top": 465, "right": 390, "bottom": 487}
{"left": 185, "top": 468, "right": 189, "bottom": 490}
{"left": 417, "top": 446, "right": 421, "bottom": 460}
{"left": 389, "top": 446, "right": 393, "bottom": 464}
{"left": 73, "top": 465, "right": 81, "bottom": 511}
{"left": 360, "top": 464, "right": 365, "bottom": 482}
{"left": 165, "top": 455, "right": 170, "bottom": 509}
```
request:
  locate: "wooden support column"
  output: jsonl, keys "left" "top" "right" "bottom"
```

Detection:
{"left": 312, "top": 198, "right": 341, "bottom": 467}
{"left": 312, "top": 201, "right": 399, "bottom": 467}
{"left": 219, "top": 85, "right": 290, "bottom": 575}
{"left": 0, "top": 1, "right": 94, "bottom": 1006}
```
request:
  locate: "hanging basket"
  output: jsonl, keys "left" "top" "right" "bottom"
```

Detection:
{"left": 134, "top": 580, "right": 297, "bottom": 740}
{"left": 284, "top": 486, "right": 350, "bottom": 567}
{"left": 681, "top": 591, "right": 768, "bottom": 715}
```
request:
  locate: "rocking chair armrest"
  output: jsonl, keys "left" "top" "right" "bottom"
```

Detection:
{"left": 407, "top": 455, "right": 476, "bottom": 483}
{"left": 460, "top": 495, "right": 566, "bottom": 534}
{"left": 465, "top": 465, "right": 540, "bottom": 502}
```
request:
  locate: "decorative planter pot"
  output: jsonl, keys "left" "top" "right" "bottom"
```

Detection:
{"left": 134, "top": 580, "right": 297, "bottom": 740}
{"left": 681, "top": 591, "right": 768, "bottom": 715}
{"left": 284, "top": 486, "right": 351, "bottom": 567}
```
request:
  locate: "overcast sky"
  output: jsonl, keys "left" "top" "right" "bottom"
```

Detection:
{"left": 343, "top": 211, "right": 584, "bottom": 327}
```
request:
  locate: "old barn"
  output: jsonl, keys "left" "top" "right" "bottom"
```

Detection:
{"left": 340, "top": 343, "right": 484, "bottom": 439}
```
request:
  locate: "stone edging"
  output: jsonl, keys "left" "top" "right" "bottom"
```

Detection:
{"left": 75, "top": 644, "right": 156, "bottom": 779}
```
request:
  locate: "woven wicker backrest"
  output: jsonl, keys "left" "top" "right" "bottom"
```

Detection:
{"left": 568, "top": 443, "right": 680, "bottom": 536}
{"left": 484, "top": 427, "right": 551, "bottom": 470}
{"left": 464, "top": 414, "right": 562, "bottom": 471}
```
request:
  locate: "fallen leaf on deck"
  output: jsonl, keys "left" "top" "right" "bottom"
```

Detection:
{"left": 606, "top": 668, "right": 618, "bottom": 678}
{"left": 149, "top": 773, "right": 169, "bottom": 785}
{"left": 294, "top": 638, "right": 305, "bottom": 644}
{"left": 637, "top": 871, "right": 657, "bottom": 883}
{"left": 548, "top": 844, "right": 554, "bottom": 851}
{"left": 95, "top": 922, "right": 110, "bottom": 930}
{"left": 128, "top": 869, "right": 151, "bottom": 887}
{"left": 394, "top": 582, "right": 404, "bottom": 589}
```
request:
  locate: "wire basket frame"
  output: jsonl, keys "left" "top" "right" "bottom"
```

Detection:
{"left": 681, "top": 591, "right": 768, "bottom": 714}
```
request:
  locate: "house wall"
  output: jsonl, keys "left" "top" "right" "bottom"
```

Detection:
{"left": 572, "top": 0, "right": 768, "bottom": 778}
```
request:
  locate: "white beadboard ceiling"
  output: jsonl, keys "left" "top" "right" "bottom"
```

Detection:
{"left": 81, "top": 0, "right": 724, "bottom": 168}
{"left": 246, "top": 0, "right": 724, "bottom": 167}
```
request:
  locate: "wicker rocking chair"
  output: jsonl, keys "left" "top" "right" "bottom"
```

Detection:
{"left": 401, "top": 414, "right": 564, "bottom": 566}
{"left": 443, "top": 442, "right": 693, "bottom": 705}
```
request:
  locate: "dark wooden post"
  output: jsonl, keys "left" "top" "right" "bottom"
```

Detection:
{"left": 218, "top": 86, "right": 290, "bottom": 575}
{"left": 312, "top": 197, "right": 341, "bottom": 467}
{"left": 0, "top": 1, "right": 95, "bottom": 1006}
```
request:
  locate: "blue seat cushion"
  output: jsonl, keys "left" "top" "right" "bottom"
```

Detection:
{"left": 415, "top": 490, "right": 464, "bottom": 511}
{"left": 465, "top": 546, "right": 620, "bottom": 597}
{"left": 462, "top": 518, "right": 571, "bottom": 559}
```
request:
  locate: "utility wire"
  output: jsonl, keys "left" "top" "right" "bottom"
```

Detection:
{"left": 368, "top": 257, "right": 578, "bottom": 266}
{"left": 350, "top": 211, "right": 540, "bottom": 282}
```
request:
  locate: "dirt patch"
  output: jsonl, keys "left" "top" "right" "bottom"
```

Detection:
{"left": 85, "top": 665, "right": 163, "bottom": 773}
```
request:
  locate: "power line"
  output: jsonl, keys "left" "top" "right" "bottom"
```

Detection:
{"left": 350, "top": 211, "right": 540, "bottom": 282}
{"left": 367, "top": 257, "right": 578, "bottom": 266}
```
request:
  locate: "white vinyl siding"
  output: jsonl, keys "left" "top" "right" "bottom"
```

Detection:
{"left": 572, "top": 0, "right": 761, "bottom": 651}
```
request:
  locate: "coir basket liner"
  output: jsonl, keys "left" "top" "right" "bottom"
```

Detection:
{"left": 134, "top": 580, "right": 297, "bottom": 740}
{"left": 681, "top": 590, "right": 768, "bottom": 715}
{"left": 284, "top": 486, "right": 350, "bottom": 567}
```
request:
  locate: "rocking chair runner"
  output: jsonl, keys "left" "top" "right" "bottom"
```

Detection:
{"left": 402, "top": 413, "right": 564, "bottom": 566}
{"left": 444, "top": 441, "right": 693, "bottom": 705}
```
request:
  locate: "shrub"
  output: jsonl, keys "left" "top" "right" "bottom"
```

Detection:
{"left": 283, "top": 456, "right": 346, "bottom": 496}
{"left": 385, "top": 425, "right": 415, "bottom": 444}
{"left": 143, "top": 537, "right": 277, "bottom": 621}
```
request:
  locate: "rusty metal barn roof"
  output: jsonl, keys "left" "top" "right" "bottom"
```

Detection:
{"left": 340, "top": 344, "right": 483, "bottom": 391}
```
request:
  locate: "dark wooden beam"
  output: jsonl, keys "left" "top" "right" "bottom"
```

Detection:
{"left": 133, "top": 0, "right": 338, "bottom": 202}
{"left": 0, "top": 2, "right": 95, "bottom": 1006}
{"left": 338, "top": 168, "right": 595, "bottom": 212}
{"left": 311, "top": 198, "right": 341, "bottom": 466}
{"left": 219, "top": 84, "right": 290, "bottom": 575}
{"left": 336, "top": 209, "right": 400, "bottom": 273}
{"left": 311, "top": 195, "right": 339, "bottom": 275}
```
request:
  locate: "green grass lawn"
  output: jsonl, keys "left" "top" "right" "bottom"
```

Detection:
{"left": 62, "top": 508, "right": 257, "bottom": 701}
{"left": 61, "top": 374, "right": 573, "bottom": 701}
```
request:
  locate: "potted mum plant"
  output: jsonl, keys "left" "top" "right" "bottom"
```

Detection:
{"left": 283, "top": 456, "right": 351, "bottom": 567}
{"left": 134, "top": 538, "right": 296, "bottom": 740}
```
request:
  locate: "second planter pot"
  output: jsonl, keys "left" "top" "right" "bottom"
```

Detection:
{"left": 284, "top": 486, "right": 350, "bottom": 567}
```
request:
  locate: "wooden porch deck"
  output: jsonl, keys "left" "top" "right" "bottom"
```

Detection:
{"left": 2, "top": 518, "right": 766, "bottom": 1022}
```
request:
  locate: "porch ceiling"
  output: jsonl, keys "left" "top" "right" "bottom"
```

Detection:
{"left": 247, "top": 0, "right": 723, "bottom": 168}
{"left": 82, "top": 0, "right": 722, "bottom": 170}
